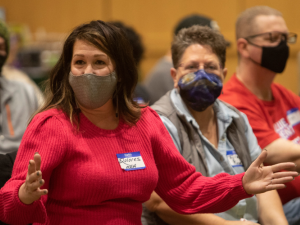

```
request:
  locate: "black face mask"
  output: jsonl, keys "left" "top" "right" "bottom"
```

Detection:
{"left": 249, "top": 40, "right": 289, "bottom": 73}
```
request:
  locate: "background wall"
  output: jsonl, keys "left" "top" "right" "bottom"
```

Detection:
{"left": 1, "top": 0, "right": 300, "bottom": 93}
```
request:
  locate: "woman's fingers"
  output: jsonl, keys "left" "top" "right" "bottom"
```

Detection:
{"left": 271, "top": 162, "right": 297, "bottom": 172}
{"left": 19, "top": 152, "right": 47, "bottom": 205}
{"left": 28, "top": 159, "right": 36, "bottom": 176}
{"left": 27, "top": 170, "right": 42, "bottom": 184}
{"left": 30, "top": 179, "right": 45, "bottom": 190}
{"left": 34, "top": 152, "right": 41, "bottom": 171}
{"left": 271, "top": 176, "right": 294, "bottom": 185}
{"left": 251, "top": 149, "right": 268, "bottom": 168}
{"left": 272, "top": 171, "right": 298, "bottom": 179}
{"left": 39, "top": 188, "right": 48, "bottom": 196}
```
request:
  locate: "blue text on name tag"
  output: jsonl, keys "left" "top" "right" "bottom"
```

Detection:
{"left": 116, "top": 151, "right": 146, "bottom": 171}
{"left": 287, "top": 108, "right": 300, "bottom": 127}
{"left": 226, "top": 150, "right": 243, "bottom": 168}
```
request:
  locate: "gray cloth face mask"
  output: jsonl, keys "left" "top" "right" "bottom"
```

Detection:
{"left": 69, "top": 71, "right": 117, "bottom": 109}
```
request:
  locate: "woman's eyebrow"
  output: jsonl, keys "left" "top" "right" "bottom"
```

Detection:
{"left": 73, "top": 54, "right": 107, "bottom": 57}
{"left": 94, "top": 54, "right": 107, "bottom": 57}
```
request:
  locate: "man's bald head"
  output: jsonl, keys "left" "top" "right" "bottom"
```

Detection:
{"left": 236, "top": 6, "right": 282, "bottom": 40}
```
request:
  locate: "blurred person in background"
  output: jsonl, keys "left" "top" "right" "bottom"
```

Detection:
{"left": 0, "top": 20, "right": 39, "bottom": 225}
{"left": 0, "top": 20, "right": 297, "bottom": 225}
{"left": 219, "top": 6, "right": 300, "bottom": 225}
{"left": 110, "top": 21, "right": 150, "bottom": 105}
{"left": 144, "top": 14, "right": 228, "bottom": 105}
{"left": 142, "top": 25, "right": 288, "bottom": 225}
{"left": 2, "top": 24, "right": 44, "bottom": 105}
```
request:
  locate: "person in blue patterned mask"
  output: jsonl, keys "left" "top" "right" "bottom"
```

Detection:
{"left": 142, "top": 25, "right": 289, "bottom": 225}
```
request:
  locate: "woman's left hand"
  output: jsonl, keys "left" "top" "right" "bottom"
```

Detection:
{"left": 243, "top": 149, "right": 298, "bottom": 195}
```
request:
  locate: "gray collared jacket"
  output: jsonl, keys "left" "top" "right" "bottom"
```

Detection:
{"left": 0, "top": 76, "right": 39, "bottom": 154}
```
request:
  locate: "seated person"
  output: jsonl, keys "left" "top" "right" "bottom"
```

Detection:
{"left": 2, "top": 26, "right": 44, "bottom": 105}
{"left": 219, "top": 6, "right": 300, "bottom": 225}
{"left": 0, "top": 19, "right": 39, "bottom": 225}
{"left": 142, "top": 25, "right": 288, "bottom": 225}
{"left": 143, "top": 14, "right": 227, "bottom": 105}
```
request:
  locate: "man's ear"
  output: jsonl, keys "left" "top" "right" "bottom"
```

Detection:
{"left": 222, "top": 68, "right": 228, "bottom": 80}
{"left": 237, "top": 38, "right": 250, "bottom": 58}
{"left": 170, "top": 68, "right": 178, "bottom": 88}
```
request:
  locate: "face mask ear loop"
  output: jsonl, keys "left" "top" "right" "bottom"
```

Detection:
{"left": 244, "top": 39, "right": 263, "bottom": 66}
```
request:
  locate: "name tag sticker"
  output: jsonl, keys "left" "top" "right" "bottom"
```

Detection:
{"left": 116, "top": 151, "right": 146, "bottom": 171}
{"left": 287, "top": 108, "right": 300, "bottom": 127}
{"left": 226, "top": 150, "right": 243, "bottom": 168}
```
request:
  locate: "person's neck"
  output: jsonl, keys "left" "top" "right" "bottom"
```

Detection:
{"left": 189, "top": 105, "right": 216, "bottom": 135}
{"left": 236, "top": 59, "right": 276, "bottom": 101}
{"left": 79, "top": 99, "right": 119, "bottom": 130}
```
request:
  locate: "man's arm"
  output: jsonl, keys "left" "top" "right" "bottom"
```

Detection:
{"left": 256, "top": 190, "right": 288, "bottom": 225}
{"left": 265, "top": 138, "right": 300, "bottom": 172}
{"left": 238, "top": 110, "right": 300, "bottom": 172}
{"left": 144, "top": 192, "right": 259, "bottom": 225}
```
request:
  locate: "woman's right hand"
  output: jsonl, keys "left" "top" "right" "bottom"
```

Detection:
{"left": 18, "top": 152, "right": 48, "bottom": 205}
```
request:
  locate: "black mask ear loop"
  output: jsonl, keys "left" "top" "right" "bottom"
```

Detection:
{"left": 244, "top": 39, "right": 263, "bottom": 67}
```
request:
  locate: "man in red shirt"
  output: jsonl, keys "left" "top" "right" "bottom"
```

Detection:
{"left": 219, "top": 6, "right": 300, "bottom": 224}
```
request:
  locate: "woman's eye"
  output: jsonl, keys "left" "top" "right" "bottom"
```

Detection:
{"left": 95, "top": 60, "right": 105, "bottom": 65}
{"left": 75, "top": 60, "right": 85, "bottom": 65}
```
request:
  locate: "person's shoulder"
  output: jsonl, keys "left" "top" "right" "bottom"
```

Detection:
{"left": 30, "top": 108, "right": 71, "bottom": 129}
{"left": 220, "top": 75, "right": 257, "bottom": 109}
{"left": 145, "top": 57, "right": 172, "bottom": 83}
{"left": 140, "top": 106, "right": 160, "bottom": 121}
{"left": 10, "top": 79, "right": 35, "bottom": 92}
{"left": 149, "top": 57, "right": 172, "bottom": 73}
{"left": 272, "top": 83, "right": 299, "bottom": 99}
{"left": 222, "top": 74, "right": 248, "bottom": 97}
{"left": 137, "top": 107, "right": 165, "bottom": 131}
{"left": 10, "top": 79, "right": 38, "bottom": 102}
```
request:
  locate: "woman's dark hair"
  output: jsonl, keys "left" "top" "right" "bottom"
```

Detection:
{"left": 35, "top": 20, "right": 143, "bottom": 126}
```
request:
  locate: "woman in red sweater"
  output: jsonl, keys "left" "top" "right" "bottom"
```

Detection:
{"left": 0, "top": 20, "right": 297, "bottom": 225}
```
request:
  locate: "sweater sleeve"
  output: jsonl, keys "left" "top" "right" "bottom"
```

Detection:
{"left": 0, "top": 112, "right": 69, "bottom": 224}
{"left": 148, "top": 108, "right": 252, "bottom": 214}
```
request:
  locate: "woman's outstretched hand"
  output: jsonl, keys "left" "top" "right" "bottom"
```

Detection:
{"left": 18, "top": 152, "right": 48, "bottom": 204}
{"left": 243, "top": 149, "right": 298, "bottom": 195}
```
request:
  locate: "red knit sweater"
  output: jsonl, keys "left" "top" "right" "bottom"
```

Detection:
{"left": 0, "top": 107, "right": 251, "bottom": 225}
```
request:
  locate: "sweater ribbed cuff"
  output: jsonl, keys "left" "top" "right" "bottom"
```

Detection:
{"left": 230, "top": 173, "right": 253, "bottom": 199}
{"left": 11, "top": 182, "right": 47, "bottom": 224}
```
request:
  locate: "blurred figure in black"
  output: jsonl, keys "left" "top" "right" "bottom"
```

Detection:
{"left": 110, "top": 21, "right": 150, "bottom": 105}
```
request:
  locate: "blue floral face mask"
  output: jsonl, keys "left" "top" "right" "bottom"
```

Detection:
{"left": 178, "top": 69, "right": 223, "bottom": 112}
